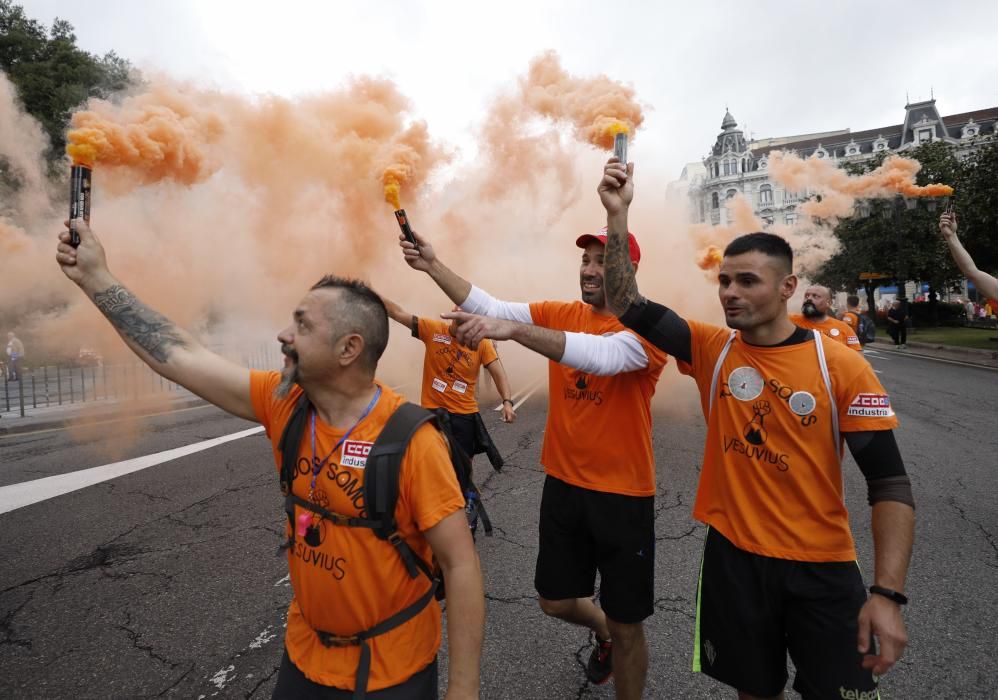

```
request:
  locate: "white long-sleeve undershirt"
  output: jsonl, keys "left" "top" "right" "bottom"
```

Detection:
{"left": 460, "top": 285, "right": 649, "bottom": 375}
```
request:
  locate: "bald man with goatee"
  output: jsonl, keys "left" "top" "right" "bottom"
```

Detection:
{"left": 789, "top": 285, "right": 862, "bottom": 352}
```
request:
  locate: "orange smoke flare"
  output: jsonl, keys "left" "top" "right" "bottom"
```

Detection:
{"left": 520, "top": 52, "right": 643, "bottom": 150}
{"left": 66, "top": 142, "right": 97, "bottom": 167}
{"left": 697, "top": 245, "right": 723, "bottom": 271}
{"left": 64, "top": 88, "right": 225, "bottom": 185}
{"left": 383, "top": 171, "right": 402, "bottom": 210}
{"left": 768, "top": 152, "right": 953, "bottom": 221}
{"left": 381, "top": 124, "right": 434, "bottom": 210}
{"left": 903, "top": 182, "right": 954, "bottom": 197}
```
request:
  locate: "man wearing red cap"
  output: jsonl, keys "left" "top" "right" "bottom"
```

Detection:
{"left": 399, "top": 226, "right": 667, "bottom": 700}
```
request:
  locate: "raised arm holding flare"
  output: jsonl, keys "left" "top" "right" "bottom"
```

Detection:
{"left": 938, "top": 211, "right": 998, "bottom": 300}
{"left": 599, "top": 158, "right": 915, "bottom": 698}
{"left": 398, "top": 217, "right": 668, "bottom": 699}
{"left": 57, "top": 221, "right": 483, "bottom": 700}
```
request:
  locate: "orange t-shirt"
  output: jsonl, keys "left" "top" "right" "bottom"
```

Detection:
{"left": 678, "top": 322, "right": 899, "bottom": 562}
{"left": 789, "top": 313, "right": 862, "bottom": 352}
{"left": 415, "top": 317, "right": 498, "bottom": 414}
{"left": 250, "top": 371, "right": 464, "bottom": 691}
{"left": 840, "top": 310, "right": 860, "bottom": 333}
{"left": 529, "top": 301, "right": 669, "bottom": 496}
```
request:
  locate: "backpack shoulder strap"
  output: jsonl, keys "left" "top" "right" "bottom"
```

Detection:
{"left": 364, "top": 402, "right": 437, "bottom": 579}
{"left": 278, "top": 394, "right": 311, "bottom": 495}
{"left": 276, "top": 394, "right": 311, "bottom": 553}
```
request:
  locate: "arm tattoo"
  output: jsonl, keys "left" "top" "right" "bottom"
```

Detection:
{"left": 92, "top": 285, "right": 189, "bottom": 363}
{"left": 604, "top": 228, "right": 644, "bottom": 316}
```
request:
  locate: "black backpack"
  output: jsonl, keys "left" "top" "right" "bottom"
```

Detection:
{"left": 276, "top": 396, "right": 491, "bottom": 700}
{"left": 857, "top": 314, "right": 876, "bottom": 344}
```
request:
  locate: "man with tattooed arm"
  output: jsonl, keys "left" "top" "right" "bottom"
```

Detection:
{"left": 55, "top": 221, "right": 483, "bottom": 700}
{"left": 596, "top": 157, "right": 915, "bottom": 700}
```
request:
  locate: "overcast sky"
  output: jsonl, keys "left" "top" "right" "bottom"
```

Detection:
{"left": 20, "top": 0, "right": 998, "bottom": 178}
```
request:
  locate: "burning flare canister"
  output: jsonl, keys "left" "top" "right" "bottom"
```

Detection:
{"left": 613, "top": 131, "right": 628, "bottom": 166}
{"left": 394, "top": 208, "right": 418, "bottom": 247}
{"left": 69, "top": 164, "right": 92, "bottom": 247}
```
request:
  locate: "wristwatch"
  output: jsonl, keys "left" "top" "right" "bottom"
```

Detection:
{"left": 502, "top": 399, "right": 513, "bottom": 406}
{"left": 869, "top": 585, "right": 908, "bottom": 605}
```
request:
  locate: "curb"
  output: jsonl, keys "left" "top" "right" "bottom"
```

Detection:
{"left": 870, "top": 339, "right": 998, "bottom": 369}
{"left": 0, "top": 396, "right": 209, "bottom": 436}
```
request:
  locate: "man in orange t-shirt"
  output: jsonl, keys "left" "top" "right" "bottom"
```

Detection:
{"left": 598, "top": 156, "right": 915, "bottom": 699}
{"left": 55, "top": 220, "right": 484, "bottom": 699}
{"left": 399, "top": 226, "right": 668, "bottom": 697}
{"left": 380, "top": 298, "right": 516, "bottom": 463}
{"left": 789, "top": 284, "right": 863, "bottom": 352}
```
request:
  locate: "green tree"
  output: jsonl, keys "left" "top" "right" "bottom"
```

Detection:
{"left": 0, "top": 0, "right": 136, "bottom": 159}
{"left": 954, "top": 137, "right": 998, "bottom": 276}
{"left": 817, "top": 142, "right": 968, "bottom": 319}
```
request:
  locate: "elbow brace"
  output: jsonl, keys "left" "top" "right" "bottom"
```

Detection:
{"left": 618, "top": 300, "right": 692, "bottom": 364}
{"left": 846, "top": 430, "right": 915, "bottom": 508}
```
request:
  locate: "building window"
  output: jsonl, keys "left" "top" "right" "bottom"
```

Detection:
{"left": 726, "top": 189, "right": 738, "bottom": 200}
{"left": 785, "top": 213, "right": 797, "bottom": 225}
{"left": 711, "top": 192, "right": 719, "bottom": 209}
{"left": 917, "top": 128, "right": 933, "bottom": 144}
{"left": 759, "top": 185, "right": 773, "bottom": 205}
{"left": 784, "top": 191, "right": 798, "bottom": 205}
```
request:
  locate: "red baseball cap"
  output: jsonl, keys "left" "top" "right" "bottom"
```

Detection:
{"left": 575, "top": 226, "right": 641, "bottom": 264}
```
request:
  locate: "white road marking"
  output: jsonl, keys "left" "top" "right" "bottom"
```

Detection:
{"left": 208, "top": 664, "right": 235, "bottom": 690}
{"left": 494, "top": 377, "right": 545, "bottom": 412}
{"left": 274, "top": 574, "right": 290, "bottom": 587}
{"left": 0, "top": 426, "right": 264, "bottom": 515}
{"left": 248, "top": 626, "right": 277, "bottom": 650}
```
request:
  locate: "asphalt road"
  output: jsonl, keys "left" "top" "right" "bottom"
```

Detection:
{"left": 1, "top": 348, "right": 996, "bottom": 699}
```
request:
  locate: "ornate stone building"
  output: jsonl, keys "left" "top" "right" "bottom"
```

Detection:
{"left": 686, "top": 100, "right": 998, "bottom": 228}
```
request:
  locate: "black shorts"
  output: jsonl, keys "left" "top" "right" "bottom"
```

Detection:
{"left": 272, "top": 648, "right": 438, "bottom": 699}
{"left": 693, "top": 527, "right": 876, "bottom": 698}
{"left": 444, "top": 411, "right": 476, "bottom": 459}
{"left": 534, "top": 475, "right": 655, "bottom": 624}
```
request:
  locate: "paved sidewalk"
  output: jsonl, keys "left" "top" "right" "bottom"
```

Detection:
{"left": 0, "top": 392, "right": 208, "bottom": 436}
{"left": 870, "top": 336, "right": 998, "bottom": 368}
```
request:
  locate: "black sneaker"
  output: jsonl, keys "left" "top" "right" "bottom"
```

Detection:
{"left": 585, "top": 636, "right": 613, "bottom": 684}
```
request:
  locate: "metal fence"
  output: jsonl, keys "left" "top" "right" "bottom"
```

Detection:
{"left": 0, "top": 344, "right": 281, "bottom": 418}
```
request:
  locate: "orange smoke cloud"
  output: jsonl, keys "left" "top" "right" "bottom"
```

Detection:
{"left": 520, "top": 51, "right": 643, "bottom": 150}
{"left": 65, "top": 84, "right": 226, "bottom": 184}
{"left": 381, "top": 123, "right": 433, "bottom": 210}
{"left": 691, "top": 194, "right": 764, "bottom": 276}
{"left": 696, "top": 245, "right": 723, "bottom": 271}
{"left": 2, "top": 54, "right": 719, "bottom": 436}
{"left": 768, "top": 151, "right": 953, "bottom": 221}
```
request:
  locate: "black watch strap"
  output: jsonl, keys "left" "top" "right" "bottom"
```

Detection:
{"left": 502, "top": 399, "right": 513, "bottom": 406}
{"left": 869, "top": 585, "right": 908, "bottom": 605}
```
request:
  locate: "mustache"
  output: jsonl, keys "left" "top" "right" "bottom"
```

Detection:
{"left": 281, "top": 344, "right": 299, "bottom": 362}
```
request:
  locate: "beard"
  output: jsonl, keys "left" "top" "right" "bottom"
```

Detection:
{"left": 580, "top": 277, "right": 606, "bottom": 307}
{"left": 274, "top": 364, "right": 300, "bottom": 399}
{"left": 274, "top": 345, "right": 300, "bottom": 399}
{"left": 801, "top": 301, "right": 824, "bottom": 319}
